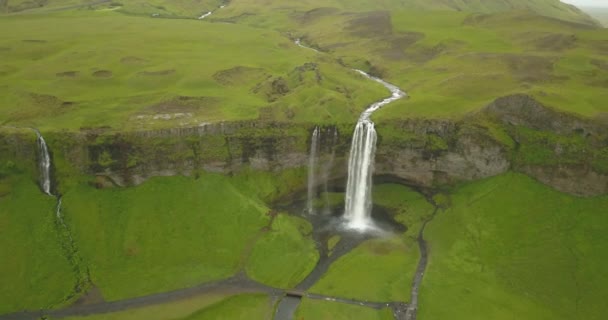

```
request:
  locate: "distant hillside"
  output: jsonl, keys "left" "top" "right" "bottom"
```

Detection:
{"left": 1, "top": 0, "right": 600, "bottom": 26}
{"left": 579, "top": 6, "right": 608, "bottom": 26}
{"left": 333, "top": 0, "right": 600, "bottom": 26}
{"left": 0, "top": 0, "right": 224, "bottom": 17}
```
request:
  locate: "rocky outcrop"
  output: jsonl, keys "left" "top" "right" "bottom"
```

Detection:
{"left": 484, "top": 94, "right": 607, "bottom": 136}
{"left": 483, "top": 94, "right": 608, "bottom": 196}
{"left": 374, "top": 119, "right": 510, "bottom": 188}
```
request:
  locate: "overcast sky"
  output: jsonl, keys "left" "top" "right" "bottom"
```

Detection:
{"left": 561, "top": 0, "right": 608, "bottom": 8}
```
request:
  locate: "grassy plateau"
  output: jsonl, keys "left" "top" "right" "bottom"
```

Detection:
{"left": 1, "top": 0, "right": 607, "bottom": 319}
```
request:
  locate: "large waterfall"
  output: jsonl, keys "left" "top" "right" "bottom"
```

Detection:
{"left": 344, "top": 70, "right": 406, "bottom": 230}
{"left": 306, "top": 127, "right": 321, "bottom": 214}
{"left": 35, "top": 131, "right": 52, "bottom": 196}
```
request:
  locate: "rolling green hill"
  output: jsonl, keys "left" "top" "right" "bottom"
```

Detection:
{"left": 1, "top": 0, "right": 600, "bottom": 26}
{"left": 580, "top": 6, "right": 608, "bottom": 26}
{"left": 339, "top": 0, "right": 598, "bottom": 26}
{"left": 1, "top": 1, "right": 608, "bottom": 318}
{"left": 1, "top": 0, "right": 606, "bottom": 131}
{"left": 0, "top": 0, "right": 224, "bottom": 17}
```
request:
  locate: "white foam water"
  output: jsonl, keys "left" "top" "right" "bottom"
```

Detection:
{"left": 344, "top": 70, "right": 406, "bottom": 231}
{"left": 36, "top": 131, "right": 52, "bottom": 196}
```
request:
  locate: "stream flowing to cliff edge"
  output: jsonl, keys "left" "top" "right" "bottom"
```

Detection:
{"left": 198, "top": 2, "right": 226, "bottom": 19}
{"left": 344, "top": 70, "right": 406, "bottom": 231}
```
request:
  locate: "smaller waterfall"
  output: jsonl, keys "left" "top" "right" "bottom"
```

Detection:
{"left": 322, "top": 128, "right": 338, "bottom": 214}
{"left": 198, "top": 11, "right": 212, "bottom": 19}
{"left": 36, "top": 131, "right": 52, "bottom": 196}
{"left": 306, "top": 127, "right": 321, "bottom": 214}
{"left": 198, "top": 2, "right": 226, "bottom": 20}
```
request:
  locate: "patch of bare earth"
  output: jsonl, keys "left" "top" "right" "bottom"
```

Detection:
{"left": 292, "top": 7, "right": 340, "bottom": 24}
{"left": 120, "top": 56, "right": 147, "bottom": 64}
{"left": 22, "top": 39, "right": 47, "bottom": 43}
{"left": 56, "top": 71, "right": 79, "bottom": 78}
{"left": 93, "top": 70, "right": 113, "bottom": 78}
{"left": 347, "top": 11, "right": 393, "bottom": 38}
{"left": 213, "top": 66, "right": 269, "bottom": 86}
{"left": 145, "top": 96, "right": 220, "bottom": 114}
{"left": 0, "top": 65, "right": 17, "bottom": 76}
{"left": 213, "top": 13, "right": 256, "bottom": 24}
{"left": 591, "top": 40, "right": 608, "bottom": 55}
{"left": 73, "top": 286, "right": 105, "bottom": 306}
{"left": 138, "top": 69, "right": 175, "bottom": 76}
{"left": 403, "top": 42, "right": 447, "bottom": 63}
{"left": 8, "top": 0, "right": 49, "bottom": 13}
{"left": 380, "top": 32, "right": 425, "bottom": 60}
{"left": 592, "top": 59, "right": 608, "bottom": 71}
{"left": 525, "top": 32, "right": 578, "bottom": 51}
{"left": 469, "top": 53, "right": 559, "bottom": 83}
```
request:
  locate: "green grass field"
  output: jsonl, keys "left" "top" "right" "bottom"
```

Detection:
{"left": 1, "top": 0, "right": 606, "bottom": 132}
{"left": 0, "top": 175, "right": 76, "bottom": 314}
{"left": 212, "top": 1, "right": 607, "bottom": 120}
{"left": 295, "top": 297, "right": 394, "bottom": 320}
{"left": 61, "top": 174, "right": 270, "bottom": 301}
{"left": 0, "top": 10, "right": 387, "bottom": 131}
{"left": 182, "top": 294, "right": 274, "bottom": 320}
{"left": 310, "top": 236, "right": 418, "bottom": 302}
{"left": 246, "top": 214, "right": 319, "bottom": 288}
{"left": 419, "top": 173, "right": 608, "bottom": 320}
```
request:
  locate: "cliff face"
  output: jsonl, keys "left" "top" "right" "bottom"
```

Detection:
{"left": 485, "top": 95, "right": 608, "bottom": 196}
{"left": 375, "top": 120, "right": 510, "bottom": 188}
{"left": 1, "top": 95, "right": 606, "bottom": 196}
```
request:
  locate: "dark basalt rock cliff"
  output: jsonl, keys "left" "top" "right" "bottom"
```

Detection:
{"left": 1, "top": 95, "right": 606, "bottom": 196}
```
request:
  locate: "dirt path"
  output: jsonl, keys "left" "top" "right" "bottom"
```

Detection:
{"left": 0, "top": 276, "right": 277, "bottom": 320}
{"left": 0, "top": 273, "right": 405, "bottom": 320}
